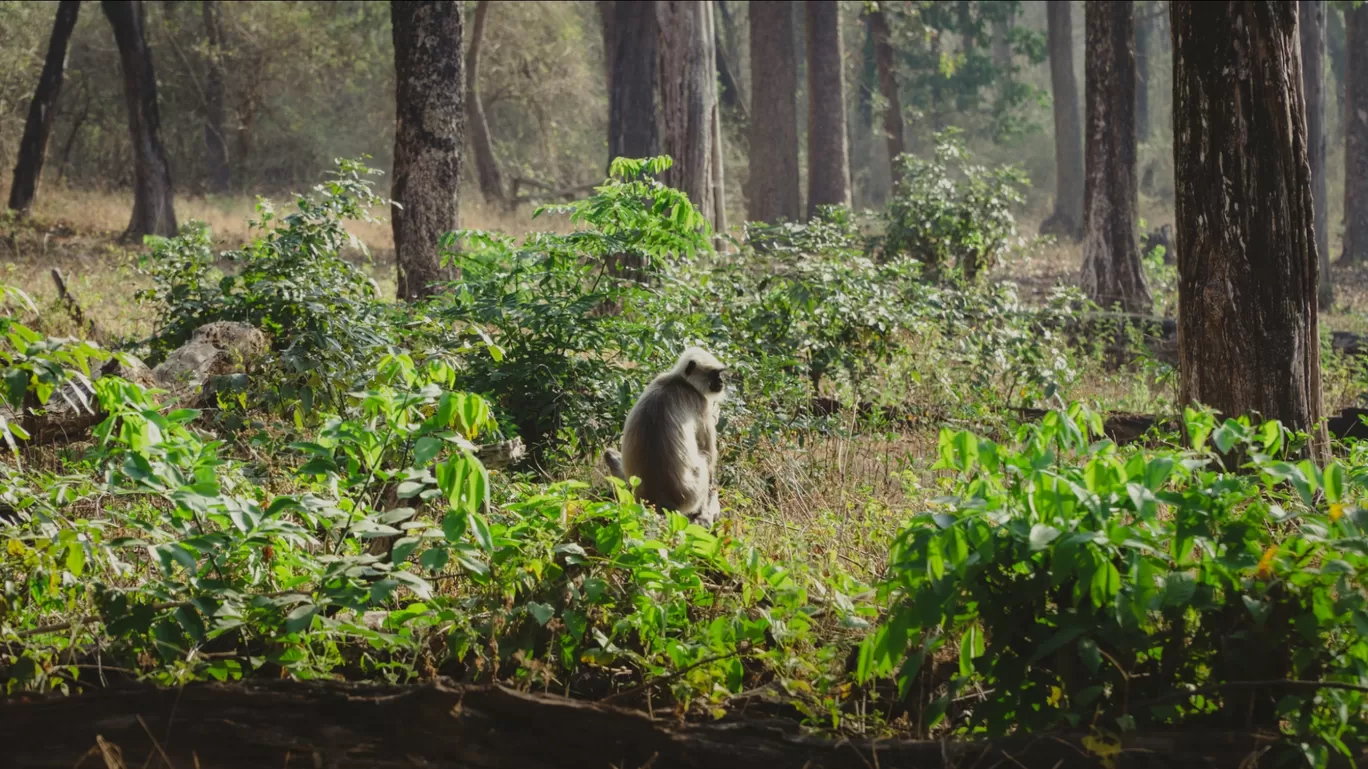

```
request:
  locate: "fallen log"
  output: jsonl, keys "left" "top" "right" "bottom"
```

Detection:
{"left": 0, "top": 678, "right": 1349, "bottom": 769}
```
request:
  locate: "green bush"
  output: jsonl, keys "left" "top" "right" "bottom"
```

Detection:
{"left": 860, "top": 405, "right": 1368, "bottom": 759}
{"left": 880, "top": 129, "right": 1030, "bottom": 281}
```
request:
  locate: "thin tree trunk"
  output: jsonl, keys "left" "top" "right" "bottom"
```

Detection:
{"left": 1172, "top": 0, "right": 1328, "bottom": 465}
{"left": 1345, "top": 4, "right": 1368, "bottom": 263}
{"left": 711, "top": 77, "right": 728, "bottom": 241}
{"left": 1329, "top": 4, "right": 1346, "bottom": 134}
{"left": 103, "top": 0, "right": 177, "bottom": 240}
{"left": 7, "top": 0, "right": 80, "bottom": 216}
{"left": 746, "top": 0, "right": 800, "bottom": 223}
{"left": 992, "top": 4, "right": 1014, "bottom": 71}
{"left": 657, "top": 0, "right": 718, "bottom": 227}
{"left": 597, "top": 0, "right": 615, "bottom": 94}
{"left": 805, "top": 0, "right": 851, "bottom": 216}
{"left": 1302, "top": 1, "right": 1330, "bottom": 308}
{"left": 870, "top": 5, "right": 905, "bottom": 186}
{"left": 466, "top": 0, "right": 504, "bottom": 206}
{"left": 1080, "top": 1, "right": 1150, "bottom": 313}
{"left": 1042, "top": 0, "right": 1084, "bottom": 240}
{"left": 202, "top": 0, "right": 229, "bottom": 195}
{"left": 608, "top": 1, "right": 658, "bottom": 164}
{"left": 1135, "top": 0, "right": 1151, "bottom": 141}
{"left": 714, "top": 3, "right": 745, "bottom": 120}
{"left": 390, "top": 0, "right": 462, "bottom": 302}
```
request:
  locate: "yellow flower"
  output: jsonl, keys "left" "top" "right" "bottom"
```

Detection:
{"left": 1330, "top": 503, "right": 1346, "bottom": 523}
{"left": 6, "top": 539, "right": 26, "bottom": 557}
{"left": 1256, "top": 545, "right": 1278, "bottom": 579}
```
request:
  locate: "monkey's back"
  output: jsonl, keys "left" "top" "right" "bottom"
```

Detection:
{"left": 620, "top": 376, "right": 708, "bottom": 515}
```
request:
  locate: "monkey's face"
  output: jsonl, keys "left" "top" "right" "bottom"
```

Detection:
{"left": 707, "top": 367, "right": 726, "bottom": 394}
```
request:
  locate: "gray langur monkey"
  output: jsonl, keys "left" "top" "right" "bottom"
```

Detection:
{"left": 602, "top": 347, "right": 727, "bottom": 526}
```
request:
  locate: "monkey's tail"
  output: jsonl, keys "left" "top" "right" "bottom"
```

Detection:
{"left": 601, "top": 448, "right": 627, "bottom": 482}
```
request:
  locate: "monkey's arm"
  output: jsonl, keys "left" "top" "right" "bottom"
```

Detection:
{"left": 696, "top": 417, "right": 717, "bottom": 473}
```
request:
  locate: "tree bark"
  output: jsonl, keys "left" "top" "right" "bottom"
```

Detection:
{"left": 1042, "top": 0, "right": 1085, "bottom": 241}
{"left": 1135, "top": 0, "right": 1152, "bottom": 141}
{"left": 608, "top": 1, "right": 659, "bottom": 164}
{"left": 1080, "top": 1, "right": 1151, "bottom": 313}
{"left": 746, "top": 0, "right": 800, "bottom": 224}
{"left": 7, "top": 0, "right": 80, "bottom": 216}
{"left": 390, "top": 0, "right": 462, "bottom": 302}
{"left": 1301, "top": 0, "right": 1330, "bottom": 307}
{"left": 1345, "top": 4, "right": 1368, "bottom": 263}
{"left": 102, "top": 0, "right": 177, "bottom": 240}
{"left": 870, "top": 5, "right": 906, "bottom": 187}
{"left": 805, "top": 0, "right": 852, "bottom": 217}
{"left": 202, "top": 0, "right": 229, "bottom": 195}
{"left": 466, "top": 0, "right": 505, "bottom": 206}
{"left": 658, "top": 0, "right": 719, "bottom": 227}
{"left": 1172, "top": 0, "right": 1327, "bottom": 462}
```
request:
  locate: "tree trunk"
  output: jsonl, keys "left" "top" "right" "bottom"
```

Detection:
{"left": 1329, "top": 4, "right": 1346, "bottom": 133}
{"left": 7, "top": 0, "right": 80, "bottom": 216}
{"left": 1301, "top": 0, "right": 1331, "bottom": 308}
{"left": 5, "top": 679, "right": 1354, "bottom": 769}
{"left": 715, "top": 5, "right": 746, "bottom": 119}
{"left": 608, "top": 0, "right": 659, "bottom": 164}
{"left": 466, "top": 0, "right": 505, "bottom": 206}
{"left": 390, "top": 0, "right": 462, "bottom": 302}
{"left": 657, "top": 0, "right": 718, "bottom": 227}
{"left": 805, "top": 0, "right": 851, "bottom": 217}
{"left": 710, "top": 68, "right": 728, "bottom": 239}
{"left": 746, "top": 0, "right": 800, "bottom": 224}
{"left": 992, "top": 4, "right": 1015, "bottom": 71}
{"left": 1079, "top": 1, "right": 1150, "bottom": 313}
{"left": 1042, "top": 0, "right": 1084, "bottom": 240}
{"left": 1172, "top": 0, "right": 1328, "bottom": 463}
{"left": 1345, "top": 4, "right": 1368, "bottom": 263}
{"left": 202, "top": 0, "right": 229, "bottom": 195}
{"left": 1135, "top": 0, "right": 1152, "bottom": 141}
{"left": 597, "top": 0, "right": 615, "bottom": 93}
{"left": 102, "top": 0, "right": 177, "bottom": 240}
{"left": 870, "top": 6, "right": 905, "bottom": 186}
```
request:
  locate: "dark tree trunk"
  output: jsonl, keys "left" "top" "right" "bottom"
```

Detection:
{"left": 746, "top": 0, "right": 800, "bottom": 224}
{"left": 1172, "top": 0, "right": 1328, "bottom": 463}
{"left": 1042, "top": 0, "right": 1084, "bottom": 240}
{"left": 202, "top": 0, "right": 229, "bottom": 195}
{"left": 102, "top": 0, "right": 177, "bottom": 240}
{"left": 805, "top": 0, "right": 851, "bottom": 216}
{"left": 608, "top": 1, "right": 659, "bottom": 164}
{"left": 657, "top": 0, "right": 719, "bottom": 228}
{"left": 1135, "top": 0, "right": 1152, "bottom": 141}
{"left": 1345, "top": 4, "right": 1368, "bottom": 263}
{"left": 7, "top": 0, "right": 80, "bottom": 216}
{"left": 466, "top": 0, "right": 505, "bottom": 206}
{"left": 1081, "top": 1, "right": 1150, "bottom": 313}
{"left": 1301, "top": 0, "right": 1330, "bottom": 307}
{"left": 390, "top": 0, "right": 462, "bottom": 302}
{"left": 870, "top": 6, "right": 905, "bottom": 186}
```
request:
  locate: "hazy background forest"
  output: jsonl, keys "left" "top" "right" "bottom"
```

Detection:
{"left": 4, "top": 2, "right": 1368, "bottom": 766}
{"left": 0, "top": 1, "right": 1348, "bottom": 261}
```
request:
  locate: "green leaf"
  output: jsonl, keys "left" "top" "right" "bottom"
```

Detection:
{"left": 442, "top": 510, "right": 468, "bottom": 543}
{"left": 419, "top": 546, "right": 449, "bottom": 572}
{"left": 1324, "top": 462, "right": 1346, "bottom": 504}
{"left": 470, "top": 512, "right": 494, "bottom": 552}
{"left": 1242, "top": 594, "right": 1272, "bottom": 625}
{"left": 284, "top": 604, "right": 318, "bottom": 634}
{"left": 527, "top": 602, "right": 555, "bottom": 626}
{"left": 412, "top": 436, "right": 443, "bottom": 468}
{"left": 1029, "top": 524, "right": 1061, "bottom": 551}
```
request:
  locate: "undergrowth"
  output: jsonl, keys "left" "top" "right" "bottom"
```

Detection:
{"left": 1, "top": 154, "right": 1365, "bottom": 767}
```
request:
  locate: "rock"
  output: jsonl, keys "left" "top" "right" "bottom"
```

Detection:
{"left": 151, "top": 322, "right": 268, "bottom": 398}
{"left": 100, "top": 353, "right": 157, "bottom": 389}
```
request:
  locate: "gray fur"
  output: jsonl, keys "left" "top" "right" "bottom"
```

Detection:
{"left": 605, "top": 347, "right": 726, "bottom": 525}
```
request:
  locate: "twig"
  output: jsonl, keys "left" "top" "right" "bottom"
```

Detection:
{"left": 600, "top": 649, "right": 744, "bottom": 705}
{"left": 1137, "top": 679, "right": 1368, "bottom": 706}
{"left": 50, "top": 268, "right": 98, "bottom": 339}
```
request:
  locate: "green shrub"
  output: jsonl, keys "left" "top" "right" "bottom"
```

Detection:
{"left": 861, "top": 405, "right": 1368, "bottom": 758}
{"left": 880, "top": 129, "right": 1030, "bottom": 281}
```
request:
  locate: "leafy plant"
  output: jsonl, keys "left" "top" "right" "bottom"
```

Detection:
{"left": 879, "top": 129, "right": 1030, "bottom": 281}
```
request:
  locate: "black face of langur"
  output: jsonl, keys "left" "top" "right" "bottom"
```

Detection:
{"left": 685, "top": 359, "right": 727, "bottom": 397}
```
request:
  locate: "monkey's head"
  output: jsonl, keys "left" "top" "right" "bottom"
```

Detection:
{"left": 674, "top": 347, "right": 728, "bottom": 399}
